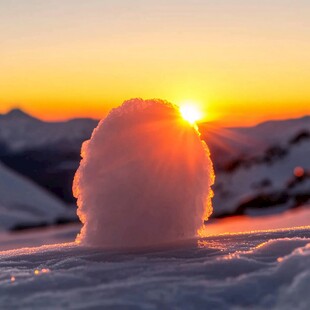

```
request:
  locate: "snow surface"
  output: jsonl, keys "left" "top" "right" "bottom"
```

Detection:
{"left": 207, "top": 206, "right": 310, "bottom": 235}
{"left": 0, "top": 226, "right": 309, "bottom": 309}
{"left": 0, "top": 161, "right": 73, "bottom": 230}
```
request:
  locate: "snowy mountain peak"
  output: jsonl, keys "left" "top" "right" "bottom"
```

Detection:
{"left": 1, "top": 108, "right": 38, "bottom": 122}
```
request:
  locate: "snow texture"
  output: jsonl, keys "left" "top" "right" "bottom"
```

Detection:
{"left": 73, "top": 99, "right": 214, "bottom": 248}
{"left": 0, "top": 227, "right": 309, "bottom": 309}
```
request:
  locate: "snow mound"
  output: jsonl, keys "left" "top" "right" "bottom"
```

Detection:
{"left": 74, "top": 98, "right": 214, "bottom": 248}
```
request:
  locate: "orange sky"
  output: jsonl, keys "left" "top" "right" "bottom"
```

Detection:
{"left": 0, "top": 1, "right": 309, "bottom": 126}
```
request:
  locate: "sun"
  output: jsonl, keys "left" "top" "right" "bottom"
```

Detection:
{"left": 179, "top": 103, "right": 203, "bottom": 124}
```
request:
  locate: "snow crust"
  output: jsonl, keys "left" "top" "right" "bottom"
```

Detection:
{"left": 0, "top": 227, "right": 309, "bottom": 309}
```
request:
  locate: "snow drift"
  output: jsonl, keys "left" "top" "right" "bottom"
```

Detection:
{"left": 73, "top": 98, "right": 214, "bottom": 248}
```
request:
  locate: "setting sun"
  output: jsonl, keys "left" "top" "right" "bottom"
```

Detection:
{"left": 179, "top": 104, "right": 203, "bottom": 124}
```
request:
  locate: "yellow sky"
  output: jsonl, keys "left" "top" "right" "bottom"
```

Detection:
{"left": 0, "top": 1, "right": 309, "bottom": 126}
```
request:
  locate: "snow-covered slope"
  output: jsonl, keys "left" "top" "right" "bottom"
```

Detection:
{"left": 0, "top": 161, "right": 73, "bottom": 231}
{"left": 201, "top": 115, "right": 310, "bottom": 166}
{"left": 0, "top": 109, "right": 98, "bottom": 203}
{"left": 234, "top": 115, "right": 310, "bottom": 148}
{"left": 227, "top": 116, "right": 310, "bottom": 155}
{"left": 213, "top": 137, "right": 310, "bottom": 216}
{"left": 204, "top": 115, "right": 310, "bottom": 217}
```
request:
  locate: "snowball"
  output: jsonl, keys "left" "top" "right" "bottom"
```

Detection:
{"left": 73, "top": 98, "right": 214, "bottom": 248}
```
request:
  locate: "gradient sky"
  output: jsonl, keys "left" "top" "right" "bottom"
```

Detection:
{"left": 0, "top": 0, "right": 309, "bottom": 125}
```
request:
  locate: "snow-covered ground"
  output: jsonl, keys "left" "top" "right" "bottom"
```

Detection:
{"left": 0, "top": 208, "right": 309, "bottom": 309}
{"left": 0, "top": 224, "right": 79, "bottom": 251}
{"left": 206, "top": 206, "right": 310, "bottom": 235}
{"left": 0, "top": 226, "right": 309, "bottom": 309}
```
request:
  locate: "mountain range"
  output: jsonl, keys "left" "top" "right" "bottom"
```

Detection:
{"left": 0, "top": 108, "right": 309, "bottom": 230}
